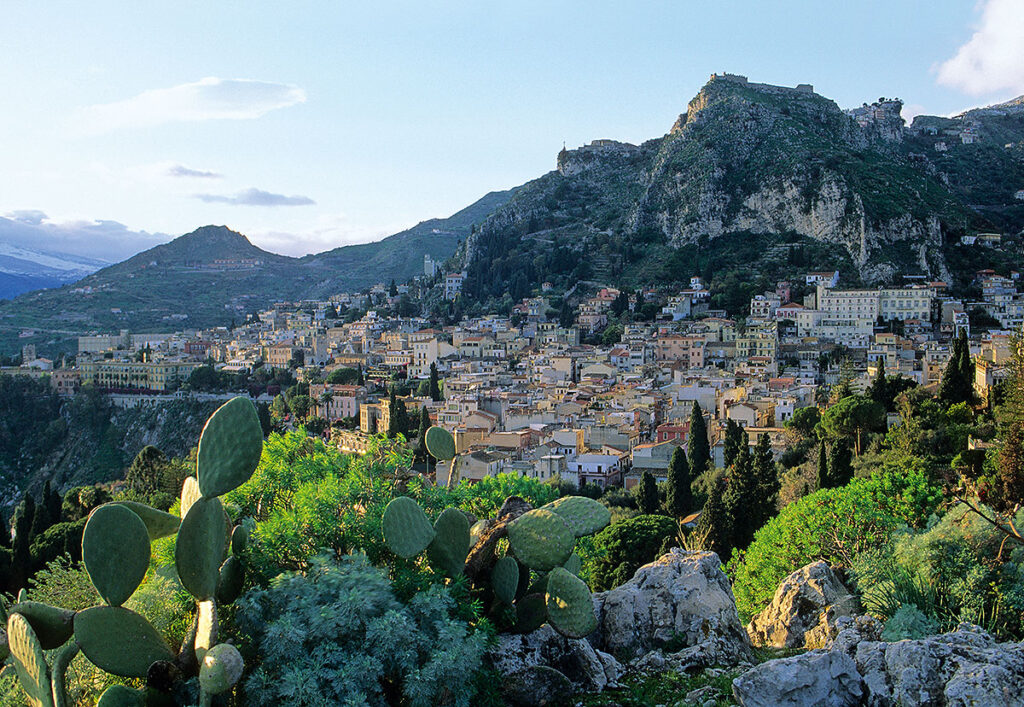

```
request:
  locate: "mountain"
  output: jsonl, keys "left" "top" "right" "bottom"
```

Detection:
{"left": 456, "top": 74, "right": 1024, "bottom": 308}
{"left": 0, "top": 242, "right": 110, "bottom": 298}
{"left": 0, "top": 190, "right": 514, "bottom": 355}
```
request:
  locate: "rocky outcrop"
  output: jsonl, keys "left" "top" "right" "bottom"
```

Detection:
{"left": 591, "top": 549, "right": 753, "bottom": 668}
{"left": 735, "top": 623, "right": 1024, "bottom": 707}
{"left": 746, "top": 560, "right": 860, "bottom": 649}
{"left": 732, "top": 650, "right": 864, "bottom": 707}
{"left": 489, "top": 624, "right": 621, "bottom": 703}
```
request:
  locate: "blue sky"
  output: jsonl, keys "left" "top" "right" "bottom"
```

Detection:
{"left": 1, "top": 1, "right": 1022, "bottom": 259}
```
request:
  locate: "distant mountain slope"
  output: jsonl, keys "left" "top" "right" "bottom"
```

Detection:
{"left": 0, "top": 242, "right": 110, "bottom": 298}
{"left": 457, "top": 75, "right": 1024, "bottom": 306}
{"left": 0, "top": 190, "right": 514, "bottom": 355}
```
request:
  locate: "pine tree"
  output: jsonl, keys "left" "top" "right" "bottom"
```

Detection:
{"left": 817, "top": 439, "right": 830, "bottom": 490}
{"left": 697, "top": 475, "right": 732, "bottom": 560}
{"left": 429, "top": 362, "right": 442, "bottom": 401}
{"left": 752, "top": 432, "right": 779, "bottom": 527}
{"left": 665, "top": 447, "right": 693, "bottom": 518}
{"left": 723, "top": 419, "right": 747, "bottom": 469}
{"left": 723, "top": 447, "right": 760, "bottom": 551}
{"left": 636, "top": 471, "right": 659, "bottom": 515}
{"left": 687, "top": 401, "right": 711, "bottom": 475}
{"left": 828, "top": 440, "right": 854, "bottom": 488}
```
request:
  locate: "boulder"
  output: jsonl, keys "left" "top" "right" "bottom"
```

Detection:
{"left": 746, "top": 560, "right": 860, "bottom": 649}
{"left": 849, "top": 623, "right": 1024, "bottom": 706}
{"left": 591, "top": 549, "right": 752, "bottom": 668}
{"left": 489, "top": 624, "right": 621, "bottom": 701}
{"left": 732, "top": 649, "right": 864, "bottom": 707}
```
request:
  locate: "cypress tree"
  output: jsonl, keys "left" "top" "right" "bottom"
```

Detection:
{"left": 752, "top": 432, "right": 779, "bottom": 527}
{"left": 723, "top": 419, "right": 747, "bottom": 469}
{"left": 666, "top": 446, "right": 693, "bottom": 518}
{"left": 0, "top": 509, "right": 10, "bottom": 548}
{"left": 828, "top": 440, "right": 854, "bottom": 488}
{"left": 939, "top": 332, "right": 973, "bottom": 404}
{"left": 723, "top": 447, "right": 760, "bottom": 551}
{"left": 697, "top": 475, "right": 732, "bottom": 561}
{"left": 636, "top": 471, "right": 659, "bottom": 515}
{"left": 429, "top": 362, "right": 442, "bottom": 401}
{"left": 868, "top": 362, "right": 887, "bottom": 406}
{"left": 416, "top": 406, "right": 431, "bottom": 463}
{"left": 10, "top": 493, "right": 35, "bottom": 591}
{"left": 687, "top": 401, "right": 711, "bottom": 475}
{"left": 387, "top": 389, "right": 399, "bottom": 437}
{"left": 817, "top": 439, "right": 830, "bottom": 490}
{"left": 957, "top": 331, "right": 976, "bottom": 404}
{"left": 357, "top": 365, "right": 365, "bottom": 386}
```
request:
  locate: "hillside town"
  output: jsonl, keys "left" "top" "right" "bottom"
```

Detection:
{"left": 5, "top": 259, "right": 1019, "bottom": 494}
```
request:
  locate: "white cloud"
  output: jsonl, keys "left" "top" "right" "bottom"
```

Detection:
{"left": 194, "top": 188, "right": 315, "bottom": 207}
{"left": 72, "top": 77, "right": 306, "bottom": 134}
{"left": 247, "top": 213, "right": 413, "bottom": 256}
{"left": 937, "top": 0, "right": 1024, "bottom": 96}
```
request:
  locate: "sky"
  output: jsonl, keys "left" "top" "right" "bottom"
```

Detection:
{"left": 1, "top": 0, "right": 1023, "bottom": 261}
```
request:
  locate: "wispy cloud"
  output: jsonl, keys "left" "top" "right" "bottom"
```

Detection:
{"left": 937, "top": 0, "right": 1024, "bottom": 96}
{"left": 165, "top": 164, "right": 222, "bottom": 179}
{"left": 193, "top": 188, "right": 316, "bottom": 207}
{"left": 72, "top": 77, "right": 306, "bottom": 134}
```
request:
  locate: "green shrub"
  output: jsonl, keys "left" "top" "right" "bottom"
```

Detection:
{"left": 881, "top": 604, "right": 939, "bottom": 641}
{"left": 728, "top": 459, "right": 943, "bottom": 621}
{"left": 587, "top": 515, "right": 677, "bottom": 591}
{"left": 237, "top": 554, "right": 488, "bottom": 706}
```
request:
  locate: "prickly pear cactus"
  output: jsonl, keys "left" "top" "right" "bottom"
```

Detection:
{"left": 424, "top": 425, "right": 456, "bottom": 460}
{"left": 175, "top": 496, "right": 229, "bottom": 601}
{"left": 73, "top": 606, "right": 176, "bottom": 678}
{"left": 426, "top": 507, "right": 471, "bottom": 577}
{"left": 507, "top": 509, "right": 575, "bottom": 571}
{"left": 111, "top": 501, "right": 180, "bottom": 540}
{"left": 542, "top": 496, "right": 611, "bottom": 537}
{"left": 199, "top": 643, "right": 244, "bottom": 695}
{"left": 197, "top": 396, "right": 264, "bottom": 498}
{"left": 6, "top": 612, "right": 53, "bottom": 707}
{"left": 545, "top": 567, "right": 597, "bottom": 639}
{"left": 492, "top": 556, "right": 520, "bottom": 605}
{"left": 82, "top": 504, "right": 151, "bottom": 607}
{"left": 95, "top": 685, "right": 145, "bottom": 707}
{"left": 382, "top": 496, "right": 436, "bottom": 558}
{"left": 7, "top": 602, "right": 74, "bottom": 651}
{"left": 510, "top": 593, "right": 547, "bottom": 635}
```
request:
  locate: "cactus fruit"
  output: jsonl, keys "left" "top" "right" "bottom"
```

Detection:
{"left": 563, "top": 552, "right": 582, "bottom": 577}
{"left": 7, "top": 612, "right": 54, "bottom": 707}
{"left": 111, "top": 501, "right": 180, "bottom": 540}
{"left": 180, "top": 477, "right": 201, "bottom": 518}
{"left": 230, "top": 524, "right": 249, "bottom": 555}
{"left": 176, "top": 496, "right": 229, "bottom": 601}
{"left": 542, "top": 496, "right": 611, "bottom": 537}
{"left": 216, "top": 556, "right": 245, "bottom": 604}
{"left": 196, "top": 397, "right": 263, "bottom": 498}
{"left": 492, "top": 556, "right": 519, "bottom": 604}
{"left": 82, "top": 504, "right": 151, "bottom": 607}
{"left": 194, "top": 600, "right": 218, "bottom": 662}
{"left": 510, "top": 593, "right": 547, "bottom": 634}
{"left": 382, "top": 497, "right": 436, "bottom": 558}
{"left": 95, "top": 686, "right": 145, "bottom": 707}
{"left": 8, "top": 602, "right": 75, "bottom": 650}
{"left": 426, "top": 507, "right": 470, "bottom": 577}
{"left": 545, "top": 567, "right": 597, "bottom": 639}
{"left": 507, "top": 509, "right": 574, "bottom": 571}
{"left": 198, "top": 643, "right": 244, "bottom": 695}
{"left": 74, "top": 606, "right": 175, "bottom": 678}
{"left": 424, "top": 426, "right": 456, "bottom": 460}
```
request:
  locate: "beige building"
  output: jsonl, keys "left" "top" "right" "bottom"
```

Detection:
{"left": 78, "top": 359, "right": 201, "bottom": 391}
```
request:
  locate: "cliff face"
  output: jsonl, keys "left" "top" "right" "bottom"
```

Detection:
{"left": 459, "top": 75, "right": 1024, "bottom": 299}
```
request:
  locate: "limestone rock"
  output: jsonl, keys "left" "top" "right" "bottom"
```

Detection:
{"left": 489, "top": 624, "right": 621, "bottom": 699}
{"left": 500, "top": 665, "right": 574, "bottom": 706}
{"left": 591, "top": 548, "right": 752, "bottom": 667}
{"left": 746, "top": 560, "right": 860, "bottom": 649}
{"left": 732, "top": 649, "right": 864, "bottom": 707}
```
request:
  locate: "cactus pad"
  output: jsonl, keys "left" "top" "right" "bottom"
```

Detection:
{"left": 382, "top": 497, "right": 435, "bottom": 558}
{"left": 111, "top": 501, "right": 180, "bottom": 540}
{"left": 176, "top": 496, "right": 229, "bottom": 600}
{"left": 180, "top": 476, "right": 201, "bottom": 518}
{"left": 542, "top": 496, "right": 611, "bottom": 537}
{"left": 507, "top": 509, "right": 574, "bottom": 571}
{"left": 424, "top": 426, "right": 456, "bottom": 460}
{"left": 563, "top": 552, "right": 582, "bottom": 576}
{"left": 197, "top": 396, "right": 264, "bottom": 498}
{"left": 50, "top": 643, "right": 79, "bottom": 707}
{"left": 95, "top": 686, "right": 144, "bottom": 707}
{"left": 510, "top": 593, "right": 547, "bottom": 634}
{"left": 216, "top": 556, "right": 244, "bottom": 604}
{"left": 7, "top": 612, "right": 54, "bottom": 707}
{"left": 199, "top": 643, "right": 244, "bottom": 695}
{"left": 9, "top": 602, "right": 75, "bottom": 650}
{"left": 230, "top": 524, "right": 249, "bottom": 555}
{"left": 545, "top": 567, "right": 597, "bottom": 638}
{"left": 492, "top": 556, "right": 520, "bottom": 604}
{"left": 427, "top": 507, "right": 470, "bottom": 577}
{"left": 82, "top": 504, "right": 151, "bottom": 607}
{"left": 74, "top": 606, "right": 175, "bottom": 678}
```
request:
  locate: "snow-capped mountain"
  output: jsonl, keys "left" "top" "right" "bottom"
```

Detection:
{"left": 0, "top": 243, "right": 109, "bottom": 299}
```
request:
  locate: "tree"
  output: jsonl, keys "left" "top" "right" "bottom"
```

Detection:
{"left": 326, "top": 367, "right": 360, "bottom": 385}
{"left": 125, "top": 445, "right": 168, "bottom": 498}
{"left": 289, "top": 349, "right": 305, "bottom": 369}
{"left": 819, "top": 395, "right": 885, "bottom": 456}
{"left": 429, "top": 362, "right": 442, "bottom": 401}
{"left": 666, "top": 447, "right": 693, "bottom": 518}
{"left": 270, "top": 394, "right": 289, "bottom": 424}
{"left": 357, "top": 366, "right": 365, "bottom": 386}
{"left": 869, "top": 362, "right": 887, "bottom": 406}
{"left": 290, "top": 395, "right": 312, "bottom": 421}
{"left": 688, "top": 401, "right": 711, "bottom": 474}
{"left": 817, "top": 439, "right": 830, "bottom": 490}
{"left": 723, "top": 419, "right": 747, "bottom": 469}
{"left": 389, "top": 279, "right": 398, "bottom": 297}
{"left": 387, "top": 390, "right": 410, "bottom": 438}
{"left": 957, "top": 331, "right": 976, "bottom": 405}
{"left": 697, "top": 475, "right": 732, "bottom": 560}
{"left": 938, "top": 330, "right": 975, "bottom": 405}
{"left": 723, "top": 447, "right": 761, "bottom": 552}
{"left": 636, "top": 472, "right": 659, "bottom": 515}
{"left": 416, "top": 406, "right": 431, "bottom": 464}
{"left": 588, "top": 515, "right": 677, "bottom": 591}
{"left": 787, "top": 406, "right": 821, "bottom": 438}
{"left": 752, "top": 432, "right": 778, "bottom": 527}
